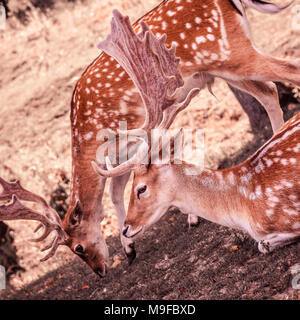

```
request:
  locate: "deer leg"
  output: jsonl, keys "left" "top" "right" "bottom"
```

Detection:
{"left": 258, "top": 233, "right": 300, "bottom": 253}
{"left": 187, "top": 214, "right": 201, "bottom": 227}
{"left": 109, "top": 172, "right": 136, "bottom": 264}
{"left": 250, "top": 53, "right": 300, "bottom": 87}
{"left": 222, "top": 47, "right": 300, "bottom": 87}
{"left": 228, "top": 84, "right": 270, "bottom": 132}
{"left": 226, "top": 79, "right": 283, "bottom": 133}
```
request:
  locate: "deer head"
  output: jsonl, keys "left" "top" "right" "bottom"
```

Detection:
{"left": 0, "top": 178, "right": 109, "bottom": 277}
{"left": 62, "top": 198, "right": 109, "bottom": 278}
{"left": 121, "top": 131, "right": 186, "bottom": 238}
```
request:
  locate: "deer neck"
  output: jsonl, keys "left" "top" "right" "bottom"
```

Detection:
{"left": 172, "top": 163, "right": 259, "bottom": 238}
{"left": 68, "top": 142, "right": 106, "bottom": 223}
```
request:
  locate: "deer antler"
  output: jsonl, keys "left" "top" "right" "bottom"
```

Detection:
{"left": 98, "top": 9, "right": 184, "bottom": 131}
{"left": 93, "top": 10, "right": 199, "bottom": 177}
{"left": 0, "top": 177, "right": 69, "bottom": 261}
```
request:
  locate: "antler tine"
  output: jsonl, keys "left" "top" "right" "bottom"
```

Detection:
{"left": 0, "top": 178, "right": 69, "bottom": 261}
{"left": 158, "top": 88, "right": 201, "bottom": 130}
{"left": 0, "top": 194, "right": 51, "bottom": 227}
{"left": 0, "top": 177, "right": 47, "bottom": 207}
{"left": 40, "top": 235, "right": 61, "bottom": 262}
{"left": 98, "top": 9, "right": 184, "bottom": 132}
{"left": 92, "top": 138, "right": 149, "bottom": 177}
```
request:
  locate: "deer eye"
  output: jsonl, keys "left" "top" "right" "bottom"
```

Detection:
{"left": 75, "top": 244, "right": 85, "bottom": 254}
{"left": 137, "top": 185, "right": 147, "bottom": 199}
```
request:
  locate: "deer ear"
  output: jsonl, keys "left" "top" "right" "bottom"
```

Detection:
{"left": 68, "top": 200, "right": 83, "bottom": 227}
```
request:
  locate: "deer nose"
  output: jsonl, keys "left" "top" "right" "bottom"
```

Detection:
{"left": 95, "top": 267, "right": 106, "bottom": 278}
{"left": 122, "top": 224, "right": 143, "bottom": 238}
{"left": 122, "top": 225, "right": 129, "bottom": 237}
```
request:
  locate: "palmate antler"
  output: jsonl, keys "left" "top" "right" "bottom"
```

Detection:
{"left": 0, "top": 177, "right": 69, "bottom": 261}
{"left": 92, "top": 10, "right": 200, "bottom": 177}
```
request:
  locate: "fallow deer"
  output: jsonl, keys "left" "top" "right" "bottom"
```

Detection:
{"left": 1, "top": 0, "right": 300, "bottom": 278}
{"left": 115, "top": 112, "right": 300, "bottom": 255}
{"left": 91, "top": 1, "right": 300, "bottom": 274}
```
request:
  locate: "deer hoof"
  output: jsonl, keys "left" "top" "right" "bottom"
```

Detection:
{"left": 188, "top": 215, "right": 201, "bottom": 228}
{"left": 125, "top": 243, "right": 136, "bottom": 265}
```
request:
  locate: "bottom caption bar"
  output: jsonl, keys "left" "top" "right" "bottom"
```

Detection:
{"left": 104, "top": 303, "right": 196, "bottom": 317}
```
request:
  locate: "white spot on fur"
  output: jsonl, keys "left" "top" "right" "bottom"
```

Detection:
{"left": 282, "top": 180, "right": 294, "bottom": 188}
{"left": 201, "top": 177, "right": 214, "bottom": 188}
{"left": 84, "top": 110, "right": 92, "bottom": 116}
{"left": 255, "top": 185, "right": 262, "bottom": 198}
{"left": 289, "top": 195, "right": 297, "bottom": 201}
{"left": 255, "top": 160, "right": 265, "bottom": 173}
{"left": 293, "top": 143, "right": 300, "bottom": 153}
{"left": 266, "top": 209, "right": 274, "bottom": 217}
{"left": 227, "top": 172, "right": 235, "bottom": 185}
{"left": 265, "top": 158, "right": 273, "bottom": 167}
{"left": 269, "top": 196, "right": 279, "bottom": 203}
{"left": 84, "top": 132, "right": 94, "bottom": 141}
{"left": 240, "top": 173, "right": 252, "bottom": 184}
{"left": 293, "top": 222, "right": 300, "bottom": 229}
{"left": 265, "top": 187, "right": 273, "bottom": 197}
{"left": 239, "top": 186, "right": 249, "bottom": 198}
{"left": 167, "top": 10, "right": 176, "bottom": 17}
{"left": 283, "top": 208, "right": 298, "bottom": 216}
{"left": 249, "top": 193, "right": 256, "bottom": 200}
{"left": 207, "top": 34, "right": 215, "bottom": 41}
{"left": 196, "top": 36, "right": 206, "bottom": 44}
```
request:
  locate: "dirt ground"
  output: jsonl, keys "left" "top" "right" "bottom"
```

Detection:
{"left": 0, "top": 0, "right": 300, "bottom": 300}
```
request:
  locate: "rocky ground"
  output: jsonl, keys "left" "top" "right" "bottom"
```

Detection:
{"left": 0, "top": 0, "right": 300, "bottom": 299}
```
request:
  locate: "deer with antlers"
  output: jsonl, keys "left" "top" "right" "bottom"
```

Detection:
{"left": 107, "top": 112, "right": 300, "bottom": 254}
{"left": 1, "top": 0, "right": 300, "bottom": 278}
